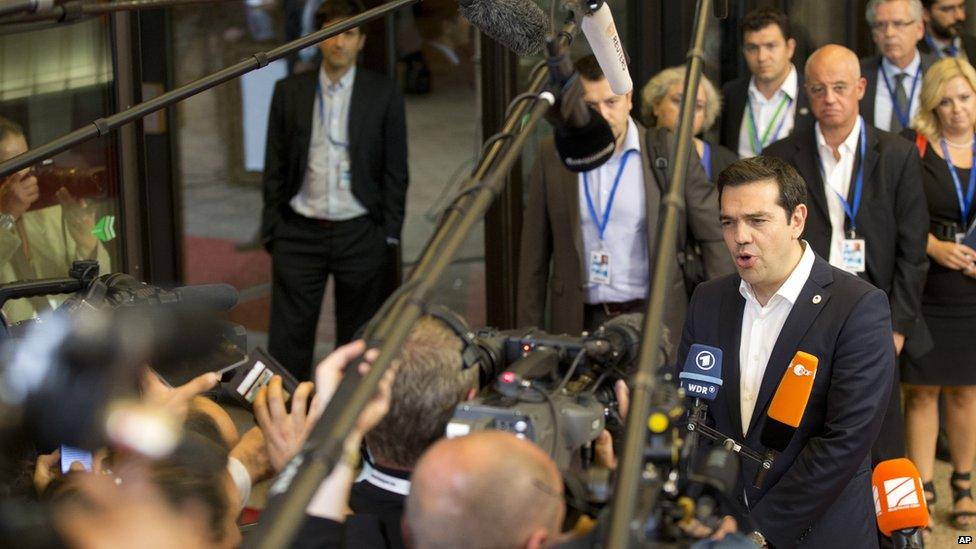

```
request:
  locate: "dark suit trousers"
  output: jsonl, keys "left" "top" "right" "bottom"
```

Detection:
{"left": 269, "top": 210, "right": 390, "bottom": 380}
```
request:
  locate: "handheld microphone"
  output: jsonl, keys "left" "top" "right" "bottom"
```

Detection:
{"left": 678, "top": 344, "right": 723, "bottom": 401}
{"left": 873, "top": 458, "right": 929, "bottom": 548}
{"left": 543, "top": 35, "right": 615, "bottom": 172}
{"left": 457, "top": 0, "right": 550, "bottom": 56}
{"left": 759, "top": 351, "right": 819, "bottom": 453}
{"left": 579, "top": 1, "right": 632, "bottom": 95}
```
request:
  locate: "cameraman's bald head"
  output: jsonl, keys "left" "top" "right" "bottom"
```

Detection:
{"left": 405, "top": 431, "right": 564, "bottom": 549}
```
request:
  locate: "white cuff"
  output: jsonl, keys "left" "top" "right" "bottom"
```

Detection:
{"left": 226, "top": 456, "right": 252, "bottom": 510}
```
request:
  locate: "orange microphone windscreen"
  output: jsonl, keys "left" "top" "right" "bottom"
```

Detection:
{"left": 873, "top": 458, "right": 929, "bottom": 535}
{"left": 767, "top": 351, "right": 819, "bottom": 428}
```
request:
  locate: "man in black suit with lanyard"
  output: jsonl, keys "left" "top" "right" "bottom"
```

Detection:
{"left": 719, "top": 7, "right": 811, "bottom": 158}
{"left": 261, "top": 0, "right": 408, "bottom": 379}
{"left": 679, "top": 156, "right": 894, "bottom": 547}
{"left": 918, "top": 0, "right": 976, "bottom": 62}
{"left": 764, "top": 45, "right": 930, "bottom": 465}
{"left": 861, "top": 0, "right": 937, "bottom": 132}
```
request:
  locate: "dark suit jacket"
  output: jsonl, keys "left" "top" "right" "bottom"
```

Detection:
{"left": 859, "top": 52, "right": 936, "bottom": 127}
{"left": 516, "top": 125, "right": 734, "bottom": 340}
{"left": 762, "top": 124, "right": 930, "bottom": 353}
{"left": 917, "top": 32, "right": 976, "bottom": 64}
{"left": 705, "top": 140, "right": 739, "bottom": 182}
{"left": 677, "top": 255, "right": 894, "bottom": 548}
{"left": 261, "top": 66, "right": 408, "bottom": 246}
{"left": 719, "top": 71, "right": 812, "bottom": 154}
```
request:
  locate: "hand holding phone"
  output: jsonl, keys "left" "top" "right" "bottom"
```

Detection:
{"left": 59, "top": 445, "right": 93, "bottom": 474}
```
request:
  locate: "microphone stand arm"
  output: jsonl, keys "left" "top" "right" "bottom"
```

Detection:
{"left": 604, "top": 0, "right": 712, "bottom": 546}
{"left": 0, "top": 0, "right": 419, "bottom": 178}
{"left": 685, "top": 401, "right": 772, "bottom": 478}
{"left": 243, "top": 21, "right": 579, "bottom": 549}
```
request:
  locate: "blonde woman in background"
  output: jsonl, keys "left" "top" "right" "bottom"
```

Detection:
{"left": 641, "top": 66, "right": 738, "bottom": 182}
{"left": 902, "top": 56, "right": 976, "bottom": 531}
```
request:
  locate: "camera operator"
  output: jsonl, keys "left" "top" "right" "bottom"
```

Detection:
{"left": 250, "top": 316, "right": 476, "bottom": 548}
{"left": 0, "top": 117, "right": 111, "bottom": 324}
{"left": 404, "top": 430, "right": 566, "bottom": 549}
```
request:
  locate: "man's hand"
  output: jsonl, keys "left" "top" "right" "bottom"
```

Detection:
{"left": 33, "top": 449, "right": 61, "bottom": 495}
{"left": 593, "top": 380, "right": 630, "bottom": 470}
{"left": 313, "top": 340, "right": 393, "bottom": 439}
{"left": 252, "top": 377, "right": 317, "bottom": 472}
{"left": 0, "top": 169, "right": 38, "bottom": 219}
{"left": 58, "top": 187, "right": 97, "bottom": 258}
{"left": 229, "top": 426, "right": 273, "bottom": 498}
{"left": 893, "top": 331, "right": 906, "bottom": 356}
{"left": 140, "top": 368, "right": 219, "bottom": 424}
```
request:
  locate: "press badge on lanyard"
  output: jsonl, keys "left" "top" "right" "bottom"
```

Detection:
{"left": 583, "top": 150, "right": 635, "bottom": 285}
{"left": 822, "top": 117, "right": 867, "bottom": 273}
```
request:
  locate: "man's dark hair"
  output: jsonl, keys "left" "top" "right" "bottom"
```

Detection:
{"left": 920, "top": 0, "right": 936, "bottom": 9}
{"left": 314, "top": 0, "right": 366, "bottom": 30}
{"left": 0, "top": 116, "right": 25, "bottom": 143}
{"left": 574, "top": 54, "right": 605, "bottom": 81}
{"left": 717, "top": 156, "right": 807, "bottom": 219}
{"left": 740, "top": 6, "right": 792, "bottom": 41}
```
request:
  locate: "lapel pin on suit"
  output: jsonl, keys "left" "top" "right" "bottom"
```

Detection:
{"left": 799, "top": 107, "right": 810, "bottom": 116}
{"left": 812, "top": 294, "right": 822, "bottom": 304}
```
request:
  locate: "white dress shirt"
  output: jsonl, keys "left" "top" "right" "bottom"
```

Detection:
{"left": 579, "top": 118, "right": 648, "bottom": 304}
{"left": 738, "top": 241, "right": 816, "bottom": 435}
{"left": 737, "top": 65, "right": 799, "bottom": 158}
{"left": 815, "top": 116, "right": 863, "bottom": 269}
{"left": 290, "top": 65, "right": 369, "bottom": 221}
{"left": 873, "top": 51, "right": 923, "bottom": 132}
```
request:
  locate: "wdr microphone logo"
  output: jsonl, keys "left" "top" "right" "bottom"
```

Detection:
{"left": 883, "top": 477, "right": 921, "bottom": 512}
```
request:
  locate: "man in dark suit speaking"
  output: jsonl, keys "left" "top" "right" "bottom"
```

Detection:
{"left": 261, "top": 0, "right": 408, "bottom": 379}
{"left": 677, "top": 157, "right": 894, "bottom": 547}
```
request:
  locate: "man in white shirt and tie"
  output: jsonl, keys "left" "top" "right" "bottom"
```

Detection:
{"left": 861, "top": 0, "right": 936, "bottom": 132}
{"left": 719, "top": 7, "right": 812, "bottom": 158}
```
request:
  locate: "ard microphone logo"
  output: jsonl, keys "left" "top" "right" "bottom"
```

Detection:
{"left": 883, "top": 477, "right": 922, "bottom": 512}
{"left": 696, "top": 350, "right": 717, "bottom": 371}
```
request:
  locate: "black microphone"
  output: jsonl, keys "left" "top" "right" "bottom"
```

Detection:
{"left": 457, "top": 0, "right": 550, "bottom": 56}
{"left": 172, "top": 284, "right": 239, "bottom": 312}
{"left": 543, "top": 32, "right": 615, "bottom": 173}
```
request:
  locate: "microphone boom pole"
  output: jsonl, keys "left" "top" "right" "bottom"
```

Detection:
{"left": 604, "top": 0, "right": 713, "bottom": 546}
{"left": 244, "top": 22, "right": 578, "bottom": 549}
{"left": 0, "top": 0, "right": 419, "bottom": 178}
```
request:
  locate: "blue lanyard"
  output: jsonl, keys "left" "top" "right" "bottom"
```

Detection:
{"left": 938, "top": 137, "right": 976, "bottom": 226}
{"left": 701, "top": 141, "right": 713, "bottom": 181}
{"left": 879, "top": 63, "right": 921, "bottom": 129}
{"left": 746, "top": 94, "right": 792, "bottom": 155}
{"left": 315, "top": 79, "right": 349, "bottom": 147}
{"left": 819, "top": 119, "right": 867, "bottom": 236}
{"left": 583, "top": 149, "right": 636, "bottom": 240}
{"left": 926, "top": 33, "right": 958, "bottom": 58}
